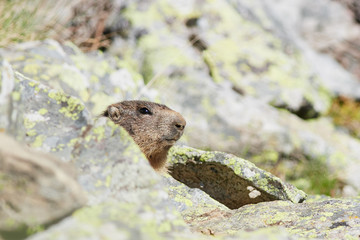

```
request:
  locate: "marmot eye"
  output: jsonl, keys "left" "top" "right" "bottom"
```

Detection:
{"left": 139, "top": 107, "right": 151, "bottom": 115}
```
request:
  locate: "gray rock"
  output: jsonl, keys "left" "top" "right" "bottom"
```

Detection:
{"left": 256, "top": 0, "right": 360, "bottom": 98}
{"left": 164, "top": 176, "right": 298, "bottom": 239}
{"left": 115, "top": 0, "right": 331, "bottom": 118}
{"left": 0, "top": 61, "right": 194, "bottom": 239}
{"left": 0, "top": 39, "right": 151, "bottom": 116}
{"left": 4, "top": 70, "right": 90, "bottom": 162}
{"left": 168, "top": 146, "right": 306, "bottom": 209}
{"left": 0, "top": 133, "right": 86, "bottom": 238}
{"left": 195, "top": 198, "right": 360, "bottom": 239}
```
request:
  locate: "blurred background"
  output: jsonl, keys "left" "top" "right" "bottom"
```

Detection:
{"left": 1, "top": 0, "right": 360, "bottom": 198}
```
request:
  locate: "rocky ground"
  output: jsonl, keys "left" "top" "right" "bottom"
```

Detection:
{"left": 1, "top": 0, "right": 360, "bottom": 239}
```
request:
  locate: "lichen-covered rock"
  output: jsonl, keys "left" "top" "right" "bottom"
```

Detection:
{"left": 0, "top": 39, "right": 151, "bottom": 116}
{"left": 163, "top": 175, "right": 232, "bottom": 233}
{"left": 257, "top": 0, "right": 360, "bottom": 98}
{"left": 0, "top": 133, "right": 86, "bottom": 238}
{"left": 4, "top": 71, "right": 90, "bottom": 162}
{"left": 117, "top": 0, "right": 331, "bottom": 118}
{"left": 168, "top": 146, "right": 306, "bottom": 209}
{"left": 194, "top": 198, "right": 360, "bottom": 239}
{"left": 0, "top": 59, "right": 193, "bottom": 239}
{"left": 165, "top": 152, "right": 360, "bottom": 239}
{"left": 27, "top": 200, "right": 198, "bottom": 240}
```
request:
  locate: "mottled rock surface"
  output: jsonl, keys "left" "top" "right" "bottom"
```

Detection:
{"left": 0, "top": 133, "right": 86, "bottom": 239}
{"left": 260, "top": 0, "right": 360, "bottom": 97}
{"left": 196, "top": 198, "right": 360, "bottom": 239}
{"left": 0, "top": 62, "right": 194, "bottom": 240}
{"left": 168, "top": 146, "right": 306, "bottom": 209}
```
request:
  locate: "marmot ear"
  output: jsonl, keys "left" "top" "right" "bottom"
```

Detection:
{"left": 104, "top": 106, "right": 122, "bottom": 122}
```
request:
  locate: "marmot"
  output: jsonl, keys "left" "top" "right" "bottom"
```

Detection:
{"left": 102, "top": 100, "right": 186, "bottom": 171}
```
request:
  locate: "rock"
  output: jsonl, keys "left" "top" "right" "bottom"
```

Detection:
{"left": 27, "top": 199, "right": 198, "bottom": 240}
{"left": 0, "top": 61, "right": 196, "bottom": 239}
{"left": 114, "top": 0, "right": 331, "bottom": 118}
{"left": 0, "top": 39, "right": 150, "bottom": 116}
{"left": 164, "top": 172, "right": 235, "bottom": 234}
{"left": 193, "top": 198, "right": 360, "bottom": 239}
{"left": 0, "top": 133, "right": 86, "bottom": 239}
{"left": 165, "top": 154, "right": 360, "bottom": 239}
{"left": 259, "top": 0, "right": 360, "bottom": 98}
{"left": 160, "top": 69, "right": 360, "bottom": 195}
{"left": 3, "top": 70, "right": 90, "bottom": 162}
{"left": 168, "top": 146, "right": 306, "bottom": 209}
{"left": 1, "top": 60, "right": 204, "bottom": 239}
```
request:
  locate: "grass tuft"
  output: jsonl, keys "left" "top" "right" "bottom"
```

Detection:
{"left": 328, "top": 96, "right": 360, "bottom": 139}
{"left": 0, "top": 0, "right": 76, "bottom": 47}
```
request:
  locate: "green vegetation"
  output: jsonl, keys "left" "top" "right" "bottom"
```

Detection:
{"left": 251, "top": 152, "right": 341, "bottom": 197}
{"left": 287, "top": 156, "right": 341, "bottom": 197}
{"left": 0, "top": 0, "right": 71, "bottom": 46}
{"left": 328, "top": 96, "right": 360, "bottom": 139}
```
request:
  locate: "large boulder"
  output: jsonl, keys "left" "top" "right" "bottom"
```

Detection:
{"left": 168, "top": 146, "right": 306, "bottom": 209}
{"left": 0, "top": 61, "right": 195, "bottom": 239}
{"left": 0, "top": 133, "right": 86, "bottom": 239}
{"left": 192, "top": 198, "right": 360, "bottom": 239}
{"left": 0, "top": 39, "right": 149, "bottom": 116}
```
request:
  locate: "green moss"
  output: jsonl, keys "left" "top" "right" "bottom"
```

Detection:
{"left": 105, "top": 175, "right": 112, "bottom": 188}
{"left": 31, "top": 135, "right": 45, "bottom": 148}
{"left": 23, "top": 64, "right": 39, "bottom": 75}
{"left": 48, "top": 90, "right": 85, "bottom": 120}
{"left": 70, "top": 54, "right": 111, "bottom": 78}
{"left": 11, "top": 91, "right": 21, "bottom": 101}
{"left": 26, "top": 129, "right": 37, "bottom": 137}
{"left": 140, "top": 41, "right": 195, "bottom": 83}
{"left": 28, "top": 81, "right": 38, "bottom": 87}
{"left": 38, "top": 108, "right": 48, "bottom": 115}
{"left": 90, "top": 75, "right": 99, "bottom": 83}
{"left": 73, "top": 202, "right": 173, "bottom": 239}
{"left": 251, "top": 150, "right": 280, "bottom": 166}
{"left": 345, "top": 234, "right": 360, "bottom": 240}
{"left": 90, "top": 92, "right": 116, "bottom": 116}
{"left": 93, "top": 126, "right": 105, "bottom": 141}
{"left": 26, "top": 225, "right": 44, "bottom": 235}
{"left": 24, "top": 117, "right": 36, "bottom": 129}
{"left": 67, "top": 138, "right": 79, "bottom": 148}
{"left": 199, "top": 152, "right": 215, "bottom": 162}
{"left": 203, "top": 50, "right": 223, "bottom": 83}
{"left": 79, "top": 89, "right": 89, "bottom": 102}
{"left": 118, "top": 60, "right": 144, "bottom": 84}
{"left": 73, "top": 205, "right": 104, "bottom": 227}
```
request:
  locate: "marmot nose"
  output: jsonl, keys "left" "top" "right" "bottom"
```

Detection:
{"left": 175, "top": 123, "right": 185, "bottom": 131}
{"left": 173, "top": 114, "right": 186, "bottom": 132}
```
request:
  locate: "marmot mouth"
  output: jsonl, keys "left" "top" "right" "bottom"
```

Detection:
{"left": 164, "top": 138, "right": 178, "bottom": 144}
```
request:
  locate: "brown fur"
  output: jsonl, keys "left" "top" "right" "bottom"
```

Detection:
{"left": 102, "top": 100, "right": 186, "bottom": 171}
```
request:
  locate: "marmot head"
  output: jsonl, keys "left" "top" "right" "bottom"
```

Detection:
{"left": 102, "top": 100, "right": 186, "bottom": 171}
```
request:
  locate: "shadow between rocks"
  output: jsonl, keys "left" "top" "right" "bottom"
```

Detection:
{"left": 169, "top": 162, "right": 278, "bottom": 210}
